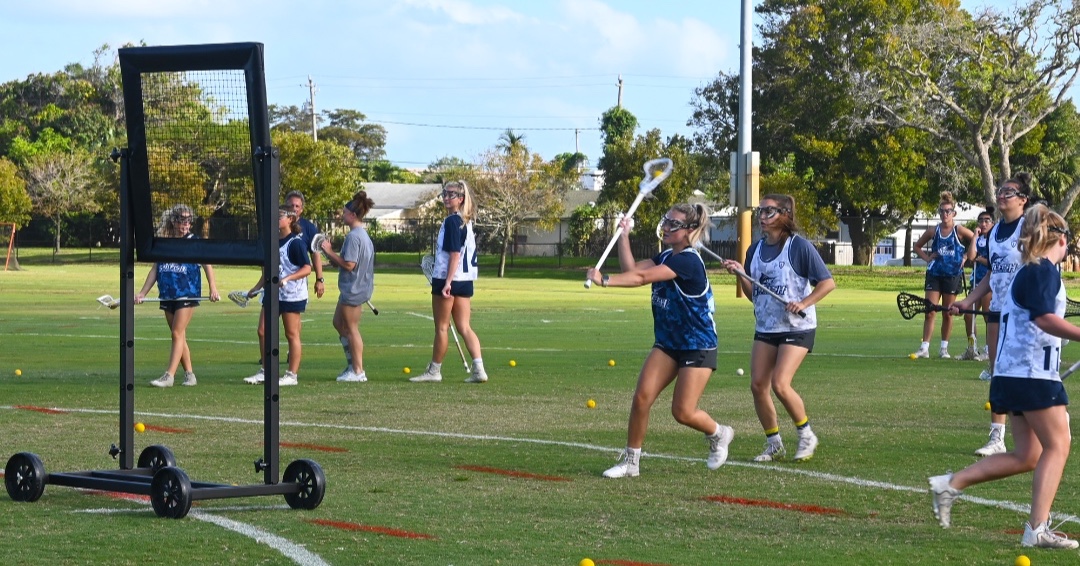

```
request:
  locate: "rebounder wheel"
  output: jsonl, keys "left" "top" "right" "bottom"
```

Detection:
{"left": 282, "top": 459, "right": 325, "bottom": 510}
{"left": 5, "top": 452, "right": 46, "bottom": 502}
{"left": 137, "top": 445, "right": 177, "bottom": 473}
{"left": 150, "top": 466, "right": 192, "bottom": 519}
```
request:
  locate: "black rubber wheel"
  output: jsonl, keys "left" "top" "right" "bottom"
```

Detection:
{"left": 5, "top": 452, "right": 46, "bottom": 502}
{"left": 137, "top": 445, "right": 176, "bottom": 473}
{"left": 150, "top": 466, "right": 192, "bottom": 519}
{"left": 282, "top": 459, "right": 325, "bottom": 510}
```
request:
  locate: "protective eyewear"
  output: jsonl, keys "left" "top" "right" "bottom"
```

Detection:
{"left": 659, "top": 216, "right": 693, "bottom": 231}
{"left": 440, "top": 191, "right": 464, "bottom": 200}
{"left": 1049, "top": 226, "right": 1072, "bottom": 241}
{"left": 175, "top": 216, "right": 193, "bottom": 224}
{"left": 996, "top": 189, "right": 1020, "bottom": 200}
{"left": 977, "top": 217, "right": 993, "bottom": 223}
{"left": 938, "top": 207, "right": 955, "bottom": 216}
{"left": 755, "top": 206, "right": 784, "bottom": 219}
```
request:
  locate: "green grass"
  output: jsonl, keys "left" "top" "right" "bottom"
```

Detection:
{"left": 2, "top": 256, "right": 1080, "bottom": 565}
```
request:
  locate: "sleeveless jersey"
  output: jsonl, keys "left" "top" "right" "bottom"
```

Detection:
{"left": 650, "top": 248, "right": 717, "bottom": 350}
{"left": 971, "top": 233, "right": 990, "bottom": 286}
{"left": 988, "top": 217, "right": 1024, "bottom": 313}
{"left": 748, "top": 234, "right": 817, "bottom": 333}
{"left": 996, "top": 259, "right": 1065, "bottom": 381}
{"left": 156, "top": 234, "right": 201, "bottom": 299}
{"left": 434, "top": 213, "right": 478, "bottom": 282}
{"left": 927, "top": 225, "right": 966, "bottom": 277}
{"left": 279, "top": 234, "right": 309, "bottom": 302}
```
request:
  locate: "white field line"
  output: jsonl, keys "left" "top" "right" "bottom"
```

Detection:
{"left": 2, "top": 405, "right": 1070, "bottom": 524}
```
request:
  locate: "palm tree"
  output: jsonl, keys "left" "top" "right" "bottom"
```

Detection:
{"left": 496, "top": 128, "right": 526, "bottom": 155}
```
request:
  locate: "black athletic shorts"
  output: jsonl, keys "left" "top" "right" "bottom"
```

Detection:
{"left": 653, "top": 346, "right": 718, "bottom": 370}
{"left": 924, "top": 272, "right": 964, "bottom": 295}
{"left": 159, "top": 300, "right": 200, "bottom": 313}
{"left": 753, "top": 329, "right": 816, "bottom": 352}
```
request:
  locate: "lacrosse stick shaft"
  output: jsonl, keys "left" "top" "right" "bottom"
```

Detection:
{"left": 696, "top": 245, "right": 807, "bottom": 318}
{"left": 1061, "top": 359, "right": 1080, "bottom": 380}
{"left": 584, "top": 192, "right": 647, "bottom": 289}
{"left": 421, "top": 256, "right": 471, "bottom": 373}
{"left": 366, "top": 300, "right": 379, "bottom": 315}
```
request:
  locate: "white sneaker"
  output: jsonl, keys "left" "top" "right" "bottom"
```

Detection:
{"left": 279, "top": 371, "right": 298, "bottom": 386}
{"left": 913, "top": 348, "right": 930, "bottom": 359}
{"left": 409, "top": 364, "right": 442, "bottom": 383}
{"left": 958, "top": 346, "right": 978, "bottom": 361}
{"left": 465, "top": 367, "right": 488, "bottom": 383}
{"left": 753, "top": 439, "right": 786, "bottom": 462}
{"left": 243, "top": 368, "right": 265, "bottom": 384}
{"left": 928, "top": 473, "right": 961, "bottom": 528}
{"left": 939, "top": 347, "right": 951, "bottom": 359}
{"left": 182, "top": 371, "right": 197, "bottom": 386}
{"left": 974, "top": 428, "right": 1006, "bottom": 456}
{"left": 794, "top": 431, "right": 819, "bottom": 461}
{"left": 150, "top": 372, "right": 174, "bottom": 388}
{"left": 602, "top": 448, "right": 640, "bottom": 478}
{"left": 978, "top": 369, "right": 992, "bottom": 381}
{"left": 337, "top": 369, "right": 367, "bottom": 383}
{"left": 1022, "top": 518, "right": 1080, "bottom": 549}
{"left": 705, "top": 425, "right": 735, "bottom": 470}
{"left": 975, "top": 346, "right": 989, "bottom": 362}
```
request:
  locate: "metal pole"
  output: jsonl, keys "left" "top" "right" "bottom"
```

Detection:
{"left": 736, "top": 0, "right": 755, "bottom": 297}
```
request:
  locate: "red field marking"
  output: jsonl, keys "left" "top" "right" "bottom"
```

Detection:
{"left": 596, "top": 560, "right": 672, "bottom": 566}
{"left": 90, "top": 490, "right": 151, "bottom": 504}
{"left": 703, "top": 494, "right": 845, "bottom": 516}
{"left": 279, "top": 441, "right": 348, "bottom": 453}
{"left": 307, "top": 519, "right": 435, "bottom": 540}
{"left": 454, "top": 465, "right": 571, "bottom": 482}
{"left": 143, "top": 424, "right": 193, "bottom": 434}
{"left": 14, "top": 405, "right": 67, "bottom": 415}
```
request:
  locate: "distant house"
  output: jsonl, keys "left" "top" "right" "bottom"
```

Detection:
{"left": 358, "top": 182, "right": 441, "bottom": 231}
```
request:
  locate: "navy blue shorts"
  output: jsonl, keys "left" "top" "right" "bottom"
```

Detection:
{"left": 988, "top": 375, "right": 1069, "bottom": 415}
{"left": 753, "top": 329, "right": 816, "bottom": 352}
{"left": 653, "top": 346, "right": 717, "bottom": 370}
{"left": 159, "top": 300, "right": 200, "bottom": 313}
{"left": 280, "top": 300, "right": 307, "bottom": 314}
{"left": 431, "top": 278, "right": 474, "bottom": 298}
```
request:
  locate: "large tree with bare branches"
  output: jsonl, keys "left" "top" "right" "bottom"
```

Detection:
{"left": 22, "top": 150, "right": 100, "bottom": 252}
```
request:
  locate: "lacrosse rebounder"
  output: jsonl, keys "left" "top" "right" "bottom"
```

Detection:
{"left": 4, "top": 43, "right": 325, "bottom": 518}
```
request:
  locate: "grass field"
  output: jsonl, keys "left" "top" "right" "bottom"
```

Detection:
{"left": 3, "top": 254, "right": 1080, "bottom": 565}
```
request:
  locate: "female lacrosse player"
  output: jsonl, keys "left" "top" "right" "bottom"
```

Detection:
{"left": 953, "top": 173, "right": 1035, "bottom": 457}
{"left": 721, "top": 195, "right": 834, "bottom": 463}
{"left": 242, "top": 205, "right": 312, "bottom": 386}
{"left": 136, "top": 204, "right": 220, "bottom": 388}
{"left": 586, "top": 203, "right": 734, "bottom": 478}
{"left": 930, "top": 204, "right": 1078, "bottom": 549}
{"left": 958, "top": 208, "right": 995, "bottom": 363}
{"left": 319, "top": 190, "right": 376, "bottom": 383}
{"left": 910, "top": 191, "right": 975, "bottom": 359}
{"left": 409, "top": 180, "right": 488, "bottom": 384}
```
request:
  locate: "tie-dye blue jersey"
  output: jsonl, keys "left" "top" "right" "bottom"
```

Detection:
{"left": 156, "top": 234, "right": 201, "bottom": 299}
{"left": 927, "top": 225, "right": 966, "bottom": 277}
{"left": 650, "top": 248, "right": 717, "bottom": 350}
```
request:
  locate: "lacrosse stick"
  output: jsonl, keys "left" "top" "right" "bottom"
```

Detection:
{"left": 96, "top": 294, "right": 209, "bottom": 310}
{"left": 421, "top": 254, "right": 470, "bottom": 373}
{"left": 896, "top": 292, "right": 992, "bottom": 321}
{"left": 585, "top": 158, "right": 674, "bottom": 288}
{"left": 229, "top": 287, "right": 377, "bottom": 314}
{"left": 310, "top": 232, "right": 328, "bottom": 254}
{"left": 692, "top": 243, "right": 807, "bottom": 319}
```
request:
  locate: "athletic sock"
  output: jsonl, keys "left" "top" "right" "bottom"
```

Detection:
{"left": 940, "top": 340, "right": 949, "bottom": 350}
{"left": 339, "top": 336, "right": 352, "bottom": 365}
{"left": 920, "top": 341, "right": 930, "bottom": 351}
{"left": 990, "top": 422, "right": 1005, "bottom": 434}
{"left": 968, "top": 335, "right": 977, "bottom": 348}
{"left": 764, "top": 426, "right": 780, "bottom": 440}
{"left": 430, "top": 361, "right": 443, "bottom": 371}
{"left": 472, "top": 358, "right": 485, "bottom": 372}
{"left": 795, "top": 418, "right": 811, "bottom": 436}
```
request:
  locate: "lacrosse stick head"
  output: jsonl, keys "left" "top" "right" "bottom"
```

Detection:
{"left": 96, "top": 294, "right": 120, "bottom": 310}
{"left": 227, "top": 290, "right": 250, "bottom": 308}
{"left": 310, "top": 233, "right": 328, "bottom": 254}
{"left": 896, "top": 292, "right": 928, "bottom": 320}
{"left": 421, "top": 255, "right": 436, "bottom": 283}
{"left": 638, "top": 158, "right": 674, "bottom": 195}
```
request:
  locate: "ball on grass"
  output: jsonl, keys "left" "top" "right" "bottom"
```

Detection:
{"left": 509, "top": 360, "right": 517, "bottom": 367}
{"left": 586, "top": 399, "right": 596, "bottom": 409}
{"left": 15, "top": 369, "right": 21, "bottom": 376}
{"left": 909, "top": 353, "right": 917, "bottom": 360}
{"left": 403, "top": 367, "right": 411, "bottom": 374}
{"left": 580, "top": 559, "right": 595, "bottom": 566}
{"left": 736, "top": 368, "right": 744, "bottom": 376}
{"left": 608, "top": 359, "right": 616, "bottom": 367}
{"left": 1015, "top": 555, "right": 1030, "bottom": 566}
{"left": 134, "top": 422, "right": 145, "bottom": 433}
{"left": 984, "top": 401, "right": 991, "bottom": 411}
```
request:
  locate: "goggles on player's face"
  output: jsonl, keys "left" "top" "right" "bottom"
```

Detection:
{"left": 175, "top": 215, "right": 193, "bottom": 224}
{"left": 440, "top": 190, "right": 463, "bottom": 200}
{"left": 755, "top": 205, "right": 784, "bottom": 220}
{"left": 660, "top": 216, "right": 692, "bottom": 232}
{"left": 996, "top": 188, "right": 1020, "bottom": 201}
{"left": 938, "top": 207, "right": 955, "bottom": 216}
{"left": 1049, "top": 225, "right": 1072, "bottom": 242}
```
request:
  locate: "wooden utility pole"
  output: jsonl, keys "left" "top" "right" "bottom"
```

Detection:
{"left": 616, "top": 74, "right": 624, "bottom": 107}
{"left": 307, "top": 76, "right": 318, "bottom": 141}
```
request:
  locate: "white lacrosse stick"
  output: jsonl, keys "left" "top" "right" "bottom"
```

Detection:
{"left": 421, "top": 254, "right": 470, "bottom": 373}
{"left": 228, "top": 289, "right": 260, "bottom": 308}
{"left": 585, "top": 157, "right": 674, "bottom": 288}
{"left": 1062, "top": 360, "right": 1080, "bottom": 380}
{"left": 310, "top": 233, "right": 328, "bottom": 255}
{"left": 692, "top": 243, "right": 807, "bottom": 319}
{"left": 96, "top": 294, "right": 209, "bottom": 310}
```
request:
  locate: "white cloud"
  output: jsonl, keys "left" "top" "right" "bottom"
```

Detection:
{"left": 400, "top": 0, "right": 525, "bottom": 26}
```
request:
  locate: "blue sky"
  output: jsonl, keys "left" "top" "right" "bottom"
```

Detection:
{"left": 0, "top": 0, "right": 1070, "bottom": 170}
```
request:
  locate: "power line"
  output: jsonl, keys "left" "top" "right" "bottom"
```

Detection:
{"left": 369, "top": 120, "right": 599, "bottom": 131}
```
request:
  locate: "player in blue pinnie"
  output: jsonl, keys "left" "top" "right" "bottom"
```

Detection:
{"left": 136, "top": 204, "right": 221, "bottom": 388}
{"left": 587, "top": 203, "right": 733, "bottom": 478}
{"left": 721, "top": 194, "right": 834, "bottom": 463}
{"left": 409, "top": 180, "right": 488, "bottom": 384}
{"left": 930, "top": 203, "right": 1078, "bottom": 550}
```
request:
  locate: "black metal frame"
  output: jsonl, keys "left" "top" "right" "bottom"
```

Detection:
{"left": 5, "top": 43, "right": 323, "bottom": 518}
